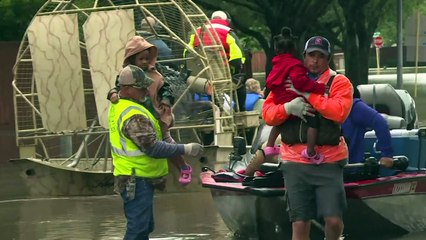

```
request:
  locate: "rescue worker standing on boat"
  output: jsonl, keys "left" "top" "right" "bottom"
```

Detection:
{"left": 262, "top": 36, "right": 353, "bottom": 240}
{"left": 108, "top": 65, "right": 203, "bottom": 240}
{"left": 186, "top": 10, "right": 247, "bottom": 111}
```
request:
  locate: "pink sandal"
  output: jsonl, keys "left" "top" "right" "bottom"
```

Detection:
{"left": 301, "top": 149, "right": 324, "bottom": 165}
{"left": 264, "top": 146, "right": 280, "bottom": 156}
{"left": 179, "top": 165, "right": 192, "bottom": 185}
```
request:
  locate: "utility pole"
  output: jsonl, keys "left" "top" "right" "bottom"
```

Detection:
{"left": 396, "top": 0, "right": 403, "bottom": 89}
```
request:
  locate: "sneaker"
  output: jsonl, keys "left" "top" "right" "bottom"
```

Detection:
{"left": 301, "top": 149, "right": 324, "bottom": 165}
{"left": 179, "top": 165, "right": 192, "bottom": 185}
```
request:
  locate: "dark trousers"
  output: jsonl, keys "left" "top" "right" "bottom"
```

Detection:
{"left": 236, "top": 86, "right": 246, "bottom": 111}
{"left": 120, "top": 178, "right": 155, "bottom": 240}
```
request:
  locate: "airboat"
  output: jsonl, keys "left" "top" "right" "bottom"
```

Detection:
{"left": 11, "top": 0, "right": 260, "bottom": 198}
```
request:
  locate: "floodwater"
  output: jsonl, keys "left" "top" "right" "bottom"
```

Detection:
{"left": 0, "top": 191, "right": 425, "bottom": 240}
{"left": 0, "top": 191, "right": 231, "bottom": 240}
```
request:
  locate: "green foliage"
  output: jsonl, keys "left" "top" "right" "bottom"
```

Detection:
{"left": 4, "top": 0, "right": 426, "bottom": 79}
{"left": 194, "top": 0, "right": 334, "bottom": 74}
{"left": 377, "top": 0, "right": 426, "bottom": 47}
{"left": 0, "top": 0, "right": 45, "bottom": 41}
{"left": 238, "top": 26, "right": 267, "bottom": 51}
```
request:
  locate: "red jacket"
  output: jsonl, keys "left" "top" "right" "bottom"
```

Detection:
{"left": 193, "top": 19, "right": 231, "bottom": 59}
{"left": 266, "top": 53, "right": 325, "bottom": 104}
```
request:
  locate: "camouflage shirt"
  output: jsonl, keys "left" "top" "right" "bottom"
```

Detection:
{"left": 122, "top": 112, "right": 185, "bottom": 159}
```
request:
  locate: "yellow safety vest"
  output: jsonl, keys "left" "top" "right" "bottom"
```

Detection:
{"left": 108, "top": 99, "right": 168, "bottom": 178}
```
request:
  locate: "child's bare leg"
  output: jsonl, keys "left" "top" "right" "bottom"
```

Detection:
{"left": 245, "top": 147, "right": 279, "bottom": 176}
{"left": 303, "top": 127, "right": 323, "bottom": 164}
{"left": 160, "top": 122, "right": 173, "bottom": 143}
{"left": 306, "top": 127, "right": 317, "bottom": 156}
{"left": 169, "top": 155, "right": 188, "bottom": 170}
{"left": 162, "top": 131, "right": 190, "bottom": 169}
{"left": 263, "top": 126, "right": 281, "bottom": 156}
{"left": 244, "top": 150, "right": 266, "bottom": 176}
{"left": 162, "top": 129, "right": 192, "bottom": 185}
{"left": 267, "top": 126, "right": 281, "bottom": 148}
{"left": 238, "top": 127, "right": 281, "bottom": 176}
{"left": 302, "top": 114, "right": 324, "bottom": 164}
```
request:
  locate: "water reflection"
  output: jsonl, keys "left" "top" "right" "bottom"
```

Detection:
{"left": 0, "top": 192, "right": 231, "bottom": 240}
{"left": 0, "top": 196, "right": 124, "bottom": 240}
{"left": 0, "top": 191, "right": 425, "bottom": 240}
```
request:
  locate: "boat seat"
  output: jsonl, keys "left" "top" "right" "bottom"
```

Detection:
{"left": 381, "top": 114, "right": 406, "bottom": 129}
{"left": 237, "top": 162, "right": 284, "bottom": 188}
{"left": 259, "top": 162, "right": 281, "bottom": 173}
{"left": 357, "top": 84, "right": 406, "bottom": 129}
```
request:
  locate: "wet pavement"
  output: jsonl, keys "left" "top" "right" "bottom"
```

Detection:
{"left": 1, "top": 191, "right": 425, "bottom": 240}
{"left": 0, "top": 191, "right": 231, "bottom": 240}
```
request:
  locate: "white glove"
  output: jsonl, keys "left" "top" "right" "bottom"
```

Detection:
{"left": 284, "top": 78, "right": 311, "bottom": 99}
{"left": 283, "top": 97, "right": 314, "bottom": 122}
{"left": 184, "top": 143, "right": 204, "bottom": 157}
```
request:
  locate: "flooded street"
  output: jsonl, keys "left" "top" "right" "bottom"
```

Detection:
{"left": 0, "top": 191, "right": 231, "bottom": 240}
{"left": 0, "top": 191, "right": 425, "bottom": 240}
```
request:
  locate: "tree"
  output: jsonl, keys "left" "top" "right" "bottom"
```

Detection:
{"left": 335, "top": 0, "right": 426, "bottom": 86}
{"left": 0, "top": 0, "right": 45, "bottom": 41}
{"left": 378, "top": 0, "right": 426, "bottom": 47}
{"left": 5, "top": 0, "right": 425, "bottom": 87}
{"left": 193, "top": 0, "right": 390, "bottom": 86}
{"left": 335, "top": 0, "right": 391, "bottom": 86}
{"left": 193, "top": 0, "right": 426, "bottom": 87}
{"left": 193, "top": 0, "right": 333, "bottom": 75}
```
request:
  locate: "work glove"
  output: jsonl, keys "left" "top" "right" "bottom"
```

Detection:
{"left": 184, "top": 143, "right": 204, "bottom": 157}
{"left": 283, "top": 97, "right": 315, "bottom": 122}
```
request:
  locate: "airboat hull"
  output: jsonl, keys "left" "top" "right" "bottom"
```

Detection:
{"left": 201, "top": 171, "right": 426, "bottom": 239}
{"left": 7, "top": 158, "right": 114, "bottom": 199}
{"left": 3, "top": 147, "right": 220, "bottom": 200}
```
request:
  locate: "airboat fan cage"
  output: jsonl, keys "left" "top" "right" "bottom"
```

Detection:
{"left": 12, "top": 0, "right": 242, "bottom": 165}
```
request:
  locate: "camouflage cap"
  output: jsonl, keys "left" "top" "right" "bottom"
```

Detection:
{"left": 118, "top": 65, "right": 154, "bottom": 89}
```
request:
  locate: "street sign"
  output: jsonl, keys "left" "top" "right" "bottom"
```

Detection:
{"left": 374, "top": 35, "right": 384, "bottom": 48}
{"left": 373, "top": 34, "right": 383, "bottom": 73}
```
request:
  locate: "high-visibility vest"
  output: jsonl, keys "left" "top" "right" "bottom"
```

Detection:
{"left": 108, "top": 99, "right": 168, "bottom": 178}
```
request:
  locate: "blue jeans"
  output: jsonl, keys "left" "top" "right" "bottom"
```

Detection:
{"left": 120, "top": 178, "right": 155, "bottom": 240}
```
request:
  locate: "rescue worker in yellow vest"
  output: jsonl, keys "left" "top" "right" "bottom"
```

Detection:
{"left": 186, "top": 10, "right": 247, "bottom": 111}
{"left": 108, "top": 65, "right": 203, "bottom": 240}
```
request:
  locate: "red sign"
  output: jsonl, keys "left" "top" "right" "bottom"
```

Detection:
{"left": 374, "top": 36, "right": 383, "bottom": 48}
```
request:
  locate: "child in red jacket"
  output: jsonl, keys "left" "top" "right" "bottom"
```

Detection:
{"left": 264, "top": 27, "right": 326, "bottom": 163}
